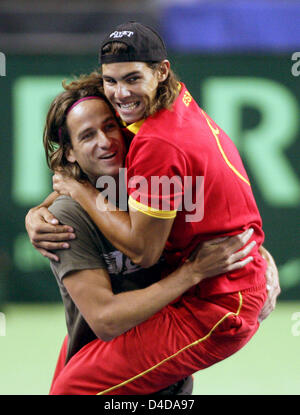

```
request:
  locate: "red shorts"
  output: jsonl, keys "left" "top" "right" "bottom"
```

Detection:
{"left": 50, "top": 284, "right": 266, "bottom": 395}
{"left": 50, "top": 334, "right": 69, "bottom": 393}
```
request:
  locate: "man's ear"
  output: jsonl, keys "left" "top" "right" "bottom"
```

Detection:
{"left": 157, "top": 60, "right": 170, "bottom": 83}
{"left": 66, "top": 147, "right": 76, "bottom": 163}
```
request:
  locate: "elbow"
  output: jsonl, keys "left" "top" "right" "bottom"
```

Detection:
{"left": 93, "top": 315, "right": 122, "bottom": 342}
{"left": 131, "top": 257, "right": 158, "bottom": 269}
{"left": 96, "top": 332, "right": 115, "bottom": 342}
{"left": 138, "top": 257, "right": 159, "bottom": 268}
{"left": 94, "top": 326, "right": 116, "bottom": 342}
{"left": 125, "top": 237, "right": 163, "bottom": 268}
{"left": 130, "top": 250, "right": 162, "bottom": 269}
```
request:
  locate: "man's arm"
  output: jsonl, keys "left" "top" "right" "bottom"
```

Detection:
{"left": 62, "top": 229, "right": 256, "bottom": 341}
{"left": 52, "top": 175, "right": 174, "bottom": 267}
{"left": 25, "top": 191, "right": 75, "bottom": 261}
{"left": 34, "top": 191, "right": 59, "bottom": 209}
{"left": 26, "top": 182, "right": 171, "bottom": 267}
{"left": 48, "top": 196, "right": 256, "bottom": 341}
{"left": 258, "top": 246, "right": 281, "bottom": 322}
{"left": 63, "top": 265, "right": 192, "bottom": 341}
{"left": 52, "top": 137, "right": 187, "bottom": 267}
{"left": 78, "top": 185, "right": 173, "bottom": 268}
{"left": 25, "top": 193, "right": 280, "bottom": 333}
{"left": 47, "top": 195, "right": 177, "bottom": 341}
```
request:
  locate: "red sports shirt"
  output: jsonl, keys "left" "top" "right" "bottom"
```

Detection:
{"left": 125, "top": 83, "right": 266, "bottom": 296}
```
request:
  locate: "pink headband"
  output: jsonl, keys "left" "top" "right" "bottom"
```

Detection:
{"left": 58, "top": 96, "right": 103, "bottom": 141}
{"left": 66, "top": 95, "right": 103, "bottom": 115}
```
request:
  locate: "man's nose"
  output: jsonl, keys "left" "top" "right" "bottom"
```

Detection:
{"left": 96, "top": 130, "right": 111, "bottom": 148}
{"left": 115, "top": 83, "right": 131, "bottom": 100}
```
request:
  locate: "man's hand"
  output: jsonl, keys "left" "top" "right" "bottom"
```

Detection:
{"left": 25, "top": 206, "right": 76, "bottom": 262}
{"left": 52, "top": 171, "right": 93, "bottom": 199}
{"left": 52, "top": 171, "right": 76, "bottom": 197}
{"left": 186, "top": 228, "right": 257, "bottom": 285}
{"left": 258, "top": 246, "right": 281, "bottom": 322}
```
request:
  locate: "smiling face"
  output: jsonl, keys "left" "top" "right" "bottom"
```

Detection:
{"left": 102, "top": 61, "right": 169, "bottom": 124}
{"left": 66, "top": 98, "right": 126, "bottom": 182}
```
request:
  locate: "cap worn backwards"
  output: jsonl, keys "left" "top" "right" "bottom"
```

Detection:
{"left": 99, "top": 21, "right": 167, "bottom": 65}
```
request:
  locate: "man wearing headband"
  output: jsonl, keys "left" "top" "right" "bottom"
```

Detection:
{"left": 26, "top": 22, "right": 280, "bottom": 394}
{"left": 46, "top": 74, "right": 195, "bottom": 395}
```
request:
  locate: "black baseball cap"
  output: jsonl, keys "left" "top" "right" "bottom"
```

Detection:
{"left": 99, "top": 21, "right": 167, "bottom": 65}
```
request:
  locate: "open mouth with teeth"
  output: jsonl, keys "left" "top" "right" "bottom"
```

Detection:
{"left": 117, "top": 101, "right": 140, "bottom": 111}
{"left": 100, "top": 152, "right": 117, "bottom": 160}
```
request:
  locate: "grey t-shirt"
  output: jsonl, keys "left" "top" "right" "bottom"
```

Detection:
{"left": 49, "top": 195, "right": 163, "bottom": 363}
{"left": 49, "top": 195, "right": 193, "bottom": 395}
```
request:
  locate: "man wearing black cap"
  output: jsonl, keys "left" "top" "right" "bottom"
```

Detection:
{"left": 65, "top": 21, "right": 275, "bottom": 317}
{"left": 26, "top": 21, "right": 280, "bottom": 395}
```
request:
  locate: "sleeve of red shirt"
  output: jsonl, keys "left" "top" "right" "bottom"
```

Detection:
{"left": 126, "top": 136, "right": 189, "bottom": 217}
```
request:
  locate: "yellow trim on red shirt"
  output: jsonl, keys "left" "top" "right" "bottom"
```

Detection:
{"left": 126, "top": 119, "right": 145, "bottom": 135}
{"left": 128, "top": 196, "right": 177, "bottom": 219}
{"left": 201, "top": 110, "right": 251, "bottom": 186}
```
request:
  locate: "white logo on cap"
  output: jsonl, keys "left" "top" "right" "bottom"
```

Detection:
{"left": 110, "top": 31, "right": 134, "bottom": 39}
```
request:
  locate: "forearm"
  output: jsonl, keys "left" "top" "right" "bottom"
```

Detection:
{"left": 257, "top": 244, "right": 280, "bottom": 322}
{"left": 36, "top": 191, "right": 59, "bottom": 209}
{"left": 74, "top": 186, "right": 147, "bottom": 263}
{"left": 99, "top": 261, "right": 197, "bottom": 340}
{"left": 65, "top": 228, "right": 258, "bottom": 341}
{"left": 26, "top": 192, "right": 59, "bottom": 225}
{"left": 259, "top": 245, "right": 270, "bottom": 262}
